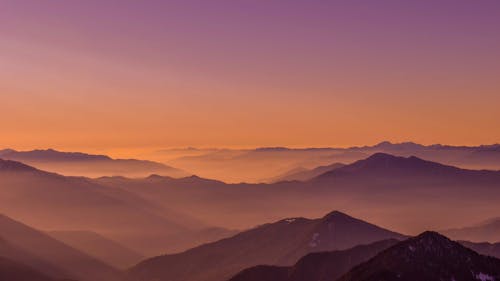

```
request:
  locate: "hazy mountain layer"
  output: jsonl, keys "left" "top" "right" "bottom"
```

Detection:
{"left": 0, "top": 214, "right": 121, "bottom": 281}
{"left": 0, "top": 148, "right": 186, "bottom": 178}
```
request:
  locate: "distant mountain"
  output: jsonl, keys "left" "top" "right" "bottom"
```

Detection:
{"left": 338, "top": 231, "right": 500, "bottom": 281}
{"left": 444, "top": 218, "right": 500, "bottom": 243}
{"left": 269, "top": 162, "right": 345, "bottom": 182}
{"left": 165, "top": 141, "right": 500, "bottom": 183}
{"left": 0, "top": 214, "right": 121, "bottom": 281}
{"left": 0, "top": 148, "right": 187, "bottom": 178}
{"left": 47, "top": 230, "right": 144, "bottom": 269}
{"left": 313, "top": 153, "right": 500, "bottom": 184}
{"left": 128, "top": 211, "right": 404, "bottom": 281}
{"left": 228, "top": 239, "right": 398, "bottom": 281}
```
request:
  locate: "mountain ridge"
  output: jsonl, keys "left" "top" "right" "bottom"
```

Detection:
{"left": 338, "top": 231, "right": 500, "bottom": 281}
{"left": 128, "top": 210, "right": 404, "bottom": 281}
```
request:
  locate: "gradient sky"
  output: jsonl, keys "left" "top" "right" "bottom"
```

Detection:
{"left": 1, "top": 0, "right": 499, "bottom": 155}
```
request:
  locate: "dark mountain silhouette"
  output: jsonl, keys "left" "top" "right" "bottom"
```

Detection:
{"left": 444, "top": 218, "right": 500, "bottom": 243}
{"left": 0, "top": 214, "right": 121, "bottom": 281}
{"left": 315, "top": 153, "right": 500, "bottom": 181}
{"left": 353, "top": 141, "right": 500, "bottom": 171}
{"left": 0, "top": 159, "right": 228, "bottom": 256}
{"left": 337, "top": 231, "right": 500, "bottom": 281}
{"left": 47, "top": 230, "right": 144, "bottom": 269}
{"left": 128, "top": 211, "right": 404, "bottom": 281}
{"left": 0, "top": 148, "right": 186, "bottom": 178}
{"left": 0, "top": 158, "right": 42, "bottom": 173}
{"left": 228, "top": 239, "right": 398, "bottom": 281}
{"left": 269, "top": 162, "right": 345, "bottom": 182}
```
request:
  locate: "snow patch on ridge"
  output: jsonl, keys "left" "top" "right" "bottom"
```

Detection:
{"left": 309, "top": 233, "right": 320, "bottom": 248}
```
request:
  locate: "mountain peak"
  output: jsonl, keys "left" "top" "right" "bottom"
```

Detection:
{"left": 321, "top": 210, "right": 353, "bottom": 221}
{"left": 383, "top": 231, "right": 465, "bottom": 260}
{"left": 372, "top": 141, "right": 424, "bottom": 150}
{"left": 410, "top": 231, "right": 456, "bottom": 249}
{"left": 316, "top": 152, "right": 464, "bottom": 180}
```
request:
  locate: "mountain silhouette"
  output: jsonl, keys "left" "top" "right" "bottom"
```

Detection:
{"left": 128, "top": 211, "right": 404, "bottom": 281}
{"left": 228, "top": 239, "right": 398, "bottom": 281}
{"left": 315, "top": 153, "right": 498, "bottom": 180}
{"left": 338, "top": 231, "right": 500, "bottom": 281}
{"left": 0, "top": 158, "right": 42, "bottom": 173}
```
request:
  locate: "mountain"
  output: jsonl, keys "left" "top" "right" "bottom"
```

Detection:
{"left": 0, "top": 158, "right": 226, "bottom": 256}
{"left": 228, "top": 239, "right": 399, "bottom": 281}
{"left": 444, "top": 218, "right": 500, "bottom": 243}
{"left": 315, "top": 153, "right": 500, "bottom": 181}
{"left": 308, "top": 154, "right": 500, "bottom": 233}
{"left": 0, "top": 148, "right": 186, "bottom": 178}
{"left": 269, "top": 162, "right": 345, "bottom": 182}
{"left": 128, "top": 211, "right": 404, "bottom": 281}
{"left": 0, "top": 214, "right": 121, "bottom": 281}
{"left": 47, "top": 230, "right": 144, "bottom": 269}
{"left": 337, "top": 231, "right": 500, "bottom": 281}
{"left": 0, "top": 158, "right": 44, "bottom": 173}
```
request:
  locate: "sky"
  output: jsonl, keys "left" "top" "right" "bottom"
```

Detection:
{"left": 1, "top": 0, "right": 499, "bottom": 156}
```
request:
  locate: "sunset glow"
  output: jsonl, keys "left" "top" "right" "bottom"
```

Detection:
{"left": 1, "top": 0, "right": 499, "bottom": 156}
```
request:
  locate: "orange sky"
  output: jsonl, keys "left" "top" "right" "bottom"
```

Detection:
{"left": 1, "top": 1, "right": 499, "bottom": 157}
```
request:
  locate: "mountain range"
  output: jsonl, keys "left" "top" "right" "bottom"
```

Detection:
{"left": 0, "top": 158, "right": 232, "bottom": 256}
{"left": 229, "top": 232, "right": 500, "bottom": 281}
{"left": 2, "top": 150, "right": 500, "bottom": 256}
{"left": 128, "top": 211, "right": 405, "bottom": 281}
{"left": 0, "top": 148, "right": 186, "bottom": 178}
{"left": 165, "top": 141, "right": 500, "bottom": 183}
